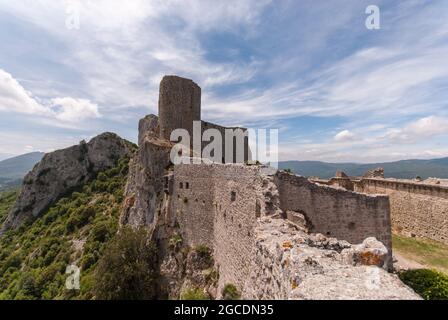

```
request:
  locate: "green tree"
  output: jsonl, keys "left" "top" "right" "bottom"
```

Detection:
{"left": 93, "top": 227, "right": 158, "bottom": 300}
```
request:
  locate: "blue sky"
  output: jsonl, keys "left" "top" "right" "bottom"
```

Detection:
{"left": 0, "top": 0, "right": 448, "bottom": 163}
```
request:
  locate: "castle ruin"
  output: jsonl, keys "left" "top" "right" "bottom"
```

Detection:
{"left": 119, "top": 75, "right": 419, "bottom": 299}
{"left": 316, "top": 172, "right": 448, "bottom": 245}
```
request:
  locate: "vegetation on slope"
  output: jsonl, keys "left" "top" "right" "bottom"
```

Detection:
{"left": 0, "top": 157, "right": 133, "bottom": 300}
{"left": 399, "top": 269, "right": 448, "bottom": 300}
{"left": 0, "top": 189, "right": 19, "bottom": 225}
{"left": 392, "top": 234, "right": 448, "bottom": 274}
{"left": 94, "top": 227, "right": 158, "bottom": 300}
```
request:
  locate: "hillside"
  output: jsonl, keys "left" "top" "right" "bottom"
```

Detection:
{"left": 0, "top": 157, "right": 130, "bottom": 299}
{"left": 0, "top": 152, "right": 44, "bottom": 192}
{"left": 279, "top": 157, "right": 448, "bottom": 179}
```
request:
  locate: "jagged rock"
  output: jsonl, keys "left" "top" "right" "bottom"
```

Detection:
{"left": 138, "top": 114, "right": 159, "bottom": 146}
{"left": 120, "top": 115, "right": 173, "bottom": 227}
{"left": 363, "top": 167, "right": 385, "bottom": 179}
{"left": 0, "top": 132, "right": 134, "bottom": 234}
{"left": 335, "top": 170, "right": 348, "bottom": 178}
{"left": 243, "top": 218, "right": 420, "bottom": 300}
{"left": 307, "top": 233, "right": 352, "bottom": 253}
{"left": 341, "top": 237, "right": 389, "bottom": 268}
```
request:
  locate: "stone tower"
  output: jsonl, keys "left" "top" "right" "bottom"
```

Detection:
{"left": 158, "top": 75, "right": 201, "bottom": 140}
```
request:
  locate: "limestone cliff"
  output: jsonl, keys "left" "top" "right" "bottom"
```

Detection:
{"left": 0, "top": 132, "right": 134, "bottom": 234}
{"left": 120, "top": 114, "right": 173, "bottom": 228}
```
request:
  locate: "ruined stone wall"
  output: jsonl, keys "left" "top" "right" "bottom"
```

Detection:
{"left": 211, "top": 165, "right": 262, "bottom": 294}
{"left": 169, "top": 166, "right": 396, "bottom": 295}
{"left": 243, "top": 218, "right": 419, "bottom": 300}
{"left": 171, "top": 164, "right": 216, "bottom": 246}
{"left": 201, "top": 121, "right": 251, "bottom": 163}
{"left": 171, "top": 163, "right": 264, "bottom": 295}
{"left": 274, "top": 172, "right": 392, "bottom": 253}
{"left": 158, "top": 76, "right": 201, "bottom": 141}
{"left": 355, "top": 179, "right": 448, "bottom": 244}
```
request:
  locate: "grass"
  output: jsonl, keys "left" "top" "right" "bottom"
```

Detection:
{"left": 392, "top": 233, "right": 448, "bottom": 274}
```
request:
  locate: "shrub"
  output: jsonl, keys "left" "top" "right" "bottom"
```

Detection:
{"left": 169, "top": 234, "right": 182, "bottom": 250}
{"left": 194, "top": 245, "right": 213, "bottom": 266}
{"left": 203, "top": 267, "right": 219, "bottom": 285}
{"left": 89, "top": 221, "right": 115, "bottom": 243}
{"left": 93, "top": 227, "right": 158, "bottom": 300}
{"left": 81, "top": 253, "right": 97, "bottom": 271}
{"left": 399, "top": 269, "right": 448, "bottom": 300}
{"left": 180, "top": 287, "right": 210, "bottom": 300}
{"left": 222, "top": 283, "right": 240, "bottom": 300}
{"left": 194, "top": 245, "right": 211, "bottom": 257}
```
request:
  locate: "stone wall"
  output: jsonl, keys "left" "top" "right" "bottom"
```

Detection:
{"left": 355, "top": 178, "right": 448, "bottom": 244}
{"left": 158, "top": 76, "right": 201, "bottom": 141}
{"left": 201, "top": 121, "right": 251, "bottom": 163}
{"left": 243, "top": 218, "right": 419, "bottom": 300}
{"left": 171, "top": 164, "right": 216, "bottom": 246}
{"left": 157, "top": 76, "right": 250, "bottom": 163}
{"left": 274, "top": 172, "right": 392, "bottom": 255}
{"left": 211, "top": 165, "right": 262, "bottom": 293}
{"left": 171, "top": 163, "right": 263, "bottom": 294}
{"left": 169, "top": 165, "right": 395, "bottom": 295}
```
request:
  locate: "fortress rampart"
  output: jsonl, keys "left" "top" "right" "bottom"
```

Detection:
{"left": 167, "top": 163, "right": 393, "bottom": 293}
{"left": 275, "top": 172, "right": 392, "bottom": 252}
{"left": 354, "top": 178, "right": 448, "bottom": 244}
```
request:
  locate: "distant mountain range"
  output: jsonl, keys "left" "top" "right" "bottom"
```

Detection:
{"left": 0, "top": 152, "right": 44, "bottom": 191}
{"left": 1, "top": 151, "right": 448, "bottom": 190}
{"left": 279, "top": 157, "right": 448, "bottom": 179}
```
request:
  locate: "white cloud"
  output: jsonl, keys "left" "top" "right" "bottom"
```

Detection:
{"left": 0, "top": 69, "right": 52, "bottom": 116}
{"left": 0, "top": 68, "right": 102, "bottom": 125}
{"left": 386, "top": 116, "right": 448, "bottom": 142}
{"left": 51, "top": 97, "right": 101, "bottom": 122}
{"left": 334, "top": 130, "right": 356, "bottom": 142}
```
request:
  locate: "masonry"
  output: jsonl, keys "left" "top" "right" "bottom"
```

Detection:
{"left": 166, "top": 162, "right": 393, "bottom": 294}
{"left": 276, "top": 172, "right": 392, "bottom": 253}
{"left": 355, "top": 178, "right": 448, "bottom": 245}
{"left": 158, "top": 75, "right": 250, "bottom": 163}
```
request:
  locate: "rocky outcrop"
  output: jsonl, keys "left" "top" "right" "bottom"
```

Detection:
{"left": 120, "top": 115, "right": 173, "bottom": 227}
{"left": 243, "top": 218, "right": 420, "bottom": 300}
{"left": 0, "top": 132, "right": 134, "bottom": 234}
{"left": 363, "top": 167, "right": 385, "bottom": 179}
{"left": 335, "top": 170, "right": 349, "bottom": 178}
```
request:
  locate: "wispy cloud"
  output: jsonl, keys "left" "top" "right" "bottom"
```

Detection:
{"left": 0, "top": 0, "right": 447, "bottom": 162}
